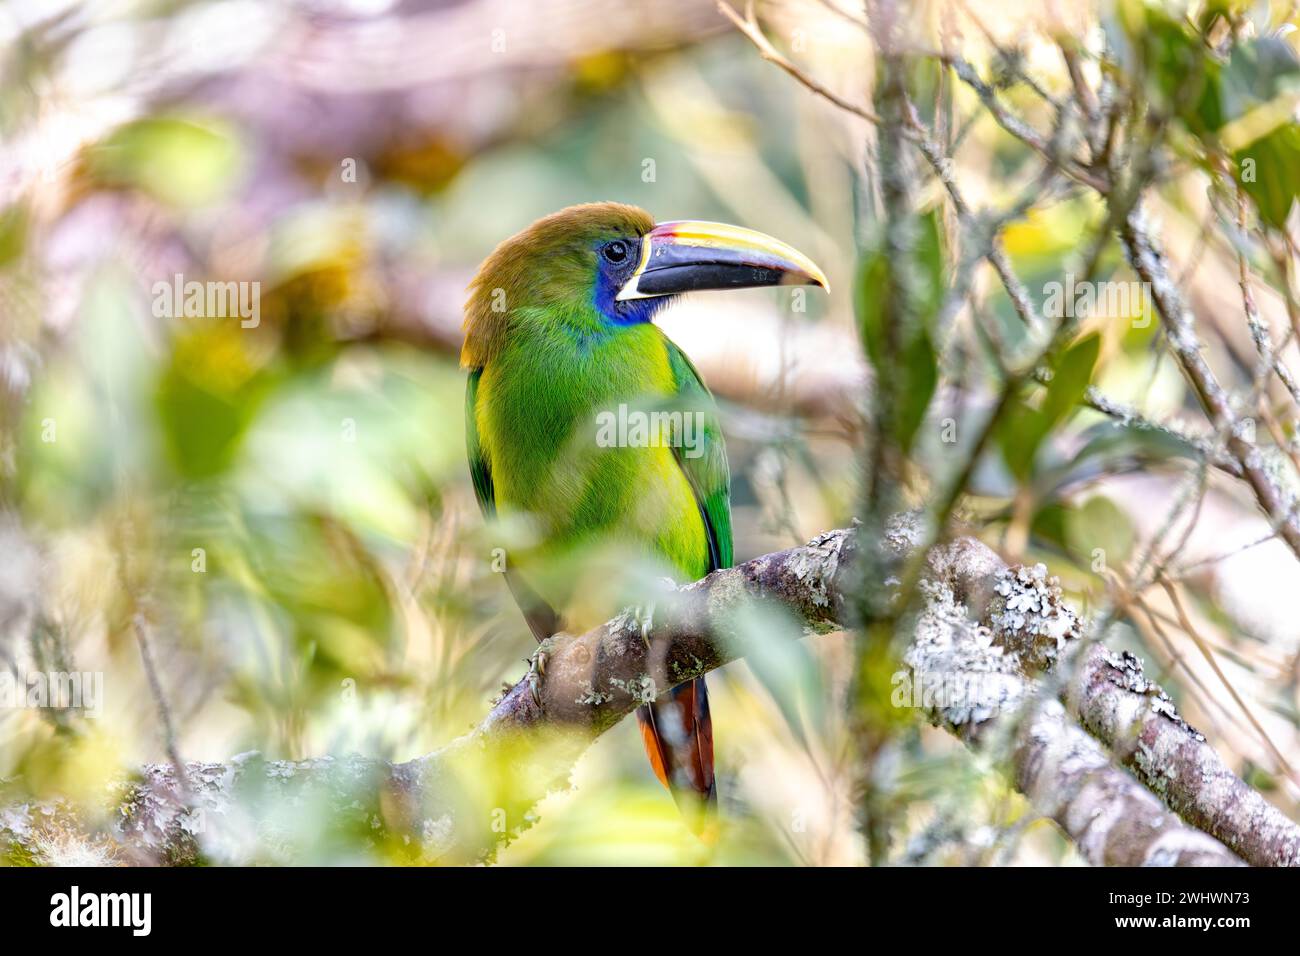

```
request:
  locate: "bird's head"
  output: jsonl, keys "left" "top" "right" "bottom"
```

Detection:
{"left": 461, "top": 201, "right": 828, "bottom": 367}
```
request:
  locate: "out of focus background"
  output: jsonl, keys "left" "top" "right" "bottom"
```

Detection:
{"left": 0, "top": 0, "right": 873, "bottom": 866}
{"left": 2, "top": 0, "right": 1299, "bottom": 866}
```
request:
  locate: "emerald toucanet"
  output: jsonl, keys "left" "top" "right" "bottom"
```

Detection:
{"left": 461, "top": 203, "right": 827, "bottom": 828}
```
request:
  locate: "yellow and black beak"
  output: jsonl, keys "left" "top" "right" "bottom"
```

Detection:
{"left": 615, "top": 220, "right": 829, "bottom": 301}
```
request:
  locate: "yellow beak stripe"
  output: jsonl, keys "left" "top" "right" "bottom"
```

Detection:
{"left": 617, "top": 220, "right": 829, "bottom": 300}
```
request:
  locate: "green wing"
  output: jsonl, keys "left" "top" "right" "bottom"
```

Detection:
{"left": 664, "top": 339, "right": 733, "bottom": 572}
{"left": 465, "top": 368, "right": 560, "bottom": 641}
{"left": 465, "top": 368, "right": 496, "bottom": 518}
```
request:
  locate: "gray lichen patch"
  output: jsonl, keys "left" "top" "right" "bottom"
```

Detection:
{"left": 1100, "top": 648, "right": 1205, "bottom": 742}
{"left": 669, "top": 654, "right": 705, "bottom": 684}
{"left": 784, "top": 527, "right": 846, "bottom": 609}
{"left": 884, "top": 510, "right": 925, "bottom": 556}
{"left": 906, "top": 580, "right": 1024, "bottom": 727}
{"left": 988, "top": 564, "right": 1081, "bottom": 671}
{"left": 0, "top": 803, "right": 34, "bottom": 844}
{"left": 609, "top": 674, "right": 657, "bottom": 705}
{"left": 574, "top": 682, "right": 613, "bottom": 706}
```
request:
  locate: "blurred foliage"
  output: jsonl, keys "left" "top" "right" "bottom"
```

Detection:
{"left": 87, "top": 117, "right": 244, "bottom": 208}
{"left": 3, "top": 0, "right": 1299, "bottom": 867}
{"left": 0, "top": 0, "right": 879, "bottom": 867}
{"left": 997, "top": 333, "right": 1100, "bottom": 483}
{"left": 855, "top": 207, "right": 942, "bottom": 455}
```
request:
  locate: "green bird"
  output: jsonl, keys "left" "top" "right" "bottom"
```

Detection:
{"left": 462, "top": 202, "right": 827, "bottom": 829}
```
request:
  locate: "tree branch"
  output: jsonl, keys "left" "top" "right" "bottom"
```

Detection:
{"left": 1121, "top": 205, "right": 1300, "bottom": 564}
{"left": 7, "top": 524, "right": 1290, "bottom": 866}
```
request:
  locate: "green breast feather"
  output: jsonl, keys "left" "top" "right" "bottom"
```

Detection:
{"left": 465, "top": 326, "right": 731, "bottom": 637}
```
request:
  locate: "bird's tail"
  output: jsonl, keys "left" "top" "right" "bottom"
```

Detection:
{"left": 636, "top": 676, "right": 716, "bottom": 838}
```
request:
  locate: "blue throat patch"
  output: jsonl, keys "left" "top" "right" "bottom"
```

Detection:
{"left": 592, "top": 262, "right": 671, "bottom": 326}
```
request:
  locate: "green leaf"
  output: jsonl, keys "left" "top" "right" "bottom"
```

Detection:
{"left": 1122, "top": 1, "right": 1223, "bottom": 132}
{"left": 154, "top": 326, "right": 269, "bottom": 480}
{"left": 998, "top": 333, "right": 1100, "bottom": 482}
{"left": 1031, "top": 501, "right": 1071, "bottom": 551}
{"left": 1196, "top": 0, "right": 1252, "bottom": 35}
{"left": 1235, "top": 123, "right": 1300, "bottom": 229}
{"left": 855, "top": 248, "right": 890, "bottom": 368}
{"left": 854, "top": 209, "right": 942, "bottom": 453}
{"left": 1034, "top": 418, "right": 1203, "bottom": 499}
{"left": 897, "top": 325, "right": 938, "bottom": 453}
{"left": 1066, "top": 495, "right": 1135, "bottom": 567}
{"left": 913, "top": 205, "right": 945, "bottom": 317}
{"left": 1042, "top": 332, "right": 1102, "bottom": 426}
{"left": 88, "top": 116, "right": 242, "bottom": 207}
{"left": 1219, "top": 37, "right": 1300, "bottom": 126}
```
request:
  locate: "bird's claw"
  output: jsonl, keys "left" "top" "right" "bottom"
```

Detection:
{"left": 634, "top": 601, "right": 656, "bottom": 650}
{"left": 527, "top": 638, "right": 555, "bottom": 708}
{"left": 527, "top": 662, "right": 543, "bottom": 707}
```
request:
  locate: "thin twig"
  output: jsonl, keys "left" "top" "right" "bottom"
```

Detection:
{"left": 1122, "top": 207, "right": 1300, "bottom": 563}
{"left": 717, "top": 2, "right": 884, "bottom": 125}
{"left": 1158, "top": 575, "right": 1299, "bottom": 784}
{"left": 131, "top": 611, "right": 191, "bottom": 799}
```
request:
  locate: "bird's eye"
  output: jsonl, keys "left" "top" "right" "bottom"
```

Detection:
{"left": 602, "top": 240, "right": 629, "bottom": 264}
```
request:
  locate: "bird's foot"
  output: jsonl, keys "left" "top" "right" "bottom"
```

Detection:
{"left": 527, "top": 636, "right": 559, "bottom": 707}
{"left": 631, "top": 578, "right": 680, "bottom": 650}
{"left": 633, "top": 601, "right": 656, "bottom": 650}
